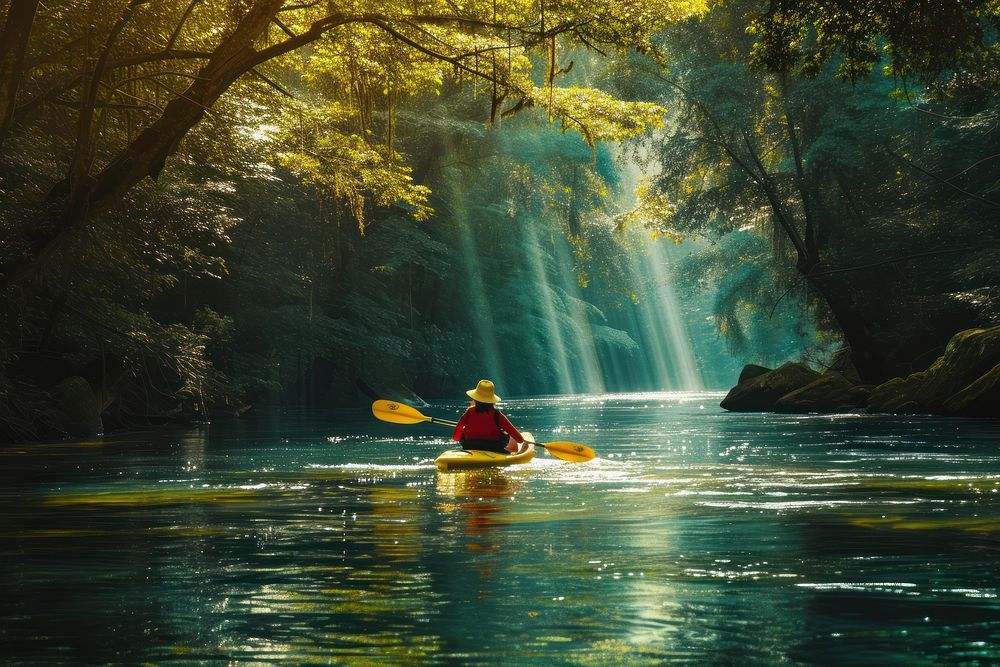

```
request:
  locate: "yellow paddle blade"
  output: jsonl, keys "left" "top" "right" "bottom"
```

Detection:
{"left": 536, "top": 441, "right": 595, "bottom": 463}
{"left": 371, "top": 400, "right": 430, "bottom": 425}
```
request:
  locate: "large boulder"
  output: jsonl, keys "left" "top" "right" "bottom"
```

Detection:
{"left": 721, "top": 362, "right": 822, "bottom": 412}
{"left": 846, "top": 384, "right": 875, "bottom": 405}
{"left": 868, "top": 376, "right": 906, "bottom": 412}
{"left": 773, "top": 372, "right": 861, "bottom": 413}
{"left": 738, "top": 364, "right": 773, "bottom": 385}
{"left": 45, "top": 376, "right": 103, "bottom": 437}
{"left": 869, "top": 326, "right": 1000, "bottom": 415}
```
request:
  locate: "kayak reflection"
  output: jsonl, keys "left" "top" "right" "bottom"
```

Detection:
{"left": 435, "top": 468, "right": 523, "bottom": 500}
{"left": 436, "top": 470, "right": 523, "bottom": 579}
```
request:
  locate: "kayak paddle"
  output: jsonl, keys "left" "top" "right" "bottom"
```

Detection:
{"left": 371, "top": 399, "right": 596, "bottom": 463}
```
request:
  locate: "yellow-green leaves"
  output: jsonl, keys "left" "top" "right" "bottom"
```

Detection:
{"left": 259, "top": 0, "right": 703, "bottom": 225}
{"left": 533, "top": 87, "right": 666, "bottom": 146}
{"left": 617, "top": 177, "right": 680, "bottom": 239}
{"left": 276, "top": 132, "right": 432, "bottom": 231}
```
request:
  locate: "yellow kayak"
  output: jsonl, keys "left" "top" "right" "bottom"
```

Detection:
{"left": 435, "top": 433, "right": 536, "bottom": 471}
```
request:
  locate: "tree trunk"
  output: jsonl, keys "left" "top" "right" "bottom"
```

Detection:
{"left": 0, "top": 0, "right": 40, "bottom": 144}
{"left": 86, "top": 0, "right": 283, "bottom": 210}
{"left": 806, "top": 270, "right": 981, "bottom": 383}
{"left": 805, "top": 273, "right": 885, "bottom": 381}
{"left": 0, "top": 0, "right": 284, "bottom": 289}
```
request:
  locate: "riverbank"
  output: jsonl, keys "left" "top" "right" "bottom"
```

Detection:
{"left": 721, "top": 326, "right": 1000, "bottom": 418}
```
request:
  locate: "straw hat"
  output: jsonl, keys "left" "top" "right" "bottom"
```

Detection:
{"left": 466, "top": 379, "right": 500, "bottom": 403}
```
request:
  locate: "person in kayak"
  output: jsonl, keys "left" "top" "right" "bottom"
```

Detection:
{"left": 453, "top": 380, "right": 527, "bottom": 454}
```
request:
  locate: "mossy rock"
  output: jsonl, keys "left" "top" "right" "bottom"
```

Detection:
{"left": 868, "top": 377, "right": 910, "bottom": 413}
{"left": 942, "top": 362, "right": 1000, "bottom": 418}
{"left": 869, "top": 326, "right": 1000, "bottom": 415}
{"left": 721, "top": 362, "right": 822, "bottom": 412}
{"left": 773, "top": 372, "right": 859, "bottom": 413}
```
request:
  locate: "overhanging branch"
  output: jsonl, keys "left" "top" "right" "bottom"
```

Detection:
{"left": 889, "top": 148, "right": 1000, "bottom": 210}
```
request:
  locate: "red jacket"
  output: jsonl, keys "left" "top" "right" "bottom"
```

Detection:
{"left": 453, "top": 406, "right": 524, "bottom": 443}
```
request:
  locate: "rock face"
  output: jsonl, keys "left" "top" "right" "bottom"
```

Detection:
{"left": 720, "top": 327, "right": 999, "bottom": 418}
{"left": 868, "top": 326, "right": 1000, "bottom": 417}
{"left": 773, "top": 372, "right": 862, "bottom": 413}
{"left": 46, "top": 376, "right": 103, "bottom": 437}
{"left": 721, "top": 362, "right": 822, "bottom": 412}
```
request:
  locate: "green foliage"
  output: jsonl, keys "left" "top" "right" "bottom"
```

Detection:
{"left": 746, "top": 0, "right": 1000, "bottom": 83}
{"left": 6, "top": 0, "right": 996, "bottom": 437}
{"left": 534, "top": 86, "right": 666, "bottom": 146}
{"left": 679, "top": 231, "right": 833, "bottom": 364}
{"left": 271, "top": 104, "right": 433, "bottom": 230}
{"left": 621, "top": 0, "right": 1000, "bottom": 379}
{"left": 0, "top": 0, "right": 715, "bottom": 435}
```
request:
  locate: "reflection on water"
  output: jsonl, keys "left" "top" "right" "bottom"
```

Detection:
{"left": 437, "top": 470, "right": 522, "bottom": 578}
{"left": 1, "top": 393, "right": 999, "bottom": 664}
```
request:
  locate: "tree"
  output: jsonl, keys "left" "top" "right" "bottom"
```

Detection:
{"left": 0, "top": 0, "right": 711, "bottom": 438}
{"left": 747, "top": 0, "right": 999, "bottom": 83}
{"left": 627, "top": 1, "right": 1000, "bottom": 381}
{"left": 0, "top": 0, "right": 699, "bottom": 287}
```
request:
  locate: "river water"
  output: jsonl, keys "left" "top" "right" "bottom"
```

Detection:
{"left": 2, "top": 392, "right": 1000, "bottom": 665}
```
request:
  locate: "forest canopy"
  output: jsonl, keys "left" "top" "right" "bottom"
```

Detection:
{"left": 1, "top": 0, "right": 997, "bottom": 439}
{"left": 0, "top": 0, "right": 703, "bottom": 277}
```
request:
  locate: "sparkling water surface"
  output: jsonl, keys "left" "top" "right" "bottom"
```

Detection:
{"left": 3, "top": 392, "right": 1000, "bottom": 665}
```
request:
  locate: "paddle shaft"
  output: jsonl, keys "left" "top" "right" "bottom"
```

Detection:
{"left": 371, "top": 400, "right": 594, "bottom": 461}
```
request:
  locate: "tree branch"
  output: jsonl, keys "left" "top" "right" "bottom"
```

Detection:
{"left": 888, "top": 148, "right": 1000, "bottom": 210}
{"left": 769, "top": 246, "right": 986, "bottom": 318}
{"left": 0, "top": 0, "right": 286, "bottom": 289}
{"left": 249, "top": 67, "right": 294, "bottom": 98}
{"left": 165, "top": 0, "right": 202, "bottom": 51}
{"left": 806, "top": 247, "right": 984, "bottom": 279}
{"left": 946, "top": 152, "right": 1000, "bottom": 182}
{"left": 652, "top": 71, "right": 812, "bottom": 270}
{"left": 741, "top": 128, "right": 811, "bottom": 269}
{"left": 73, "top": 0, "right": 151, "bottom": 195}
{"left": 271, "top": 16, "right": 297, "bottom": 39}
{"left": 17, "top": 48, "right": 215, "bottom": 120}
{"left": 110, "top": 49, "right": 215, "bottom": 69}
{"left": 778, "top": 74, "right": 818, "bottom": 265}
{"left": 277, "top": 1, "right": 323, "bottom": 12}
